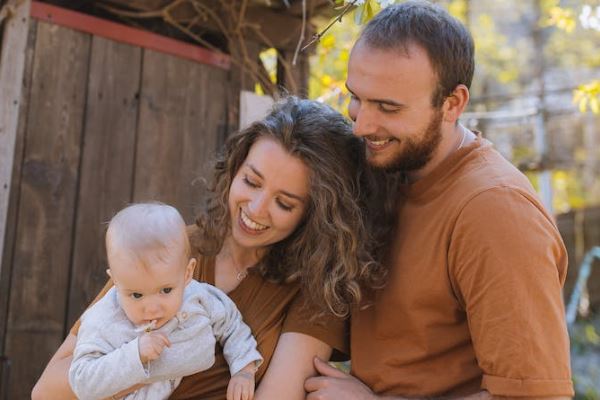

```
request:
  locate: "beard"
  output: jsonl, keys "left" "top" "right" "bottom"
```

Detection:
{"left": 370, "top": 109, "right": 443, "bottom": 173}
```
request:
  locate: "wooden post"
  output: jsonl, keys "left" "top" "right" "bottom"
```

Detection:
{"left": 0, "top": 0, "right": 30, "bottom": 301}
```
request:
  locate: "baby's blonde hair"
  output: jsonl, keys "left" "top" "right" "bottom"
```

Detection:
{"left": 106, "top": 203, "right": 190, "bottom": 265}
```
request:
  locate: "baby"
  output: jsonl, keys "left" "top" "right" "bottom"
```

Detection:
{"left": 69, "top": 203, "right": 262, "bottom": 400}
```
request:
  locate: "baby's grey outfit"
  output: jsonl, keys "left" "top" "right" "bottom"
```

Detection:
{"left": 69, "top": 280, "right": 262, "bottom": 400}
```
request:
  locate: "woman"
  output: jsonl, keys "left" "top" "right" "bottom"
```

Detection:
{"left": 33, "top": 96, "right": 386, "bottom": 399}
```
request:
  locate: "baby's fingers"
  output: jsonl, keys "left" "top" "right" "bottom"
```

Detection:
{"left": 234, "top": 383, "right": 242, "bottom": 400}
{"left": 151, "top": 332, "right": 171, "bottom": 348}
{"left": 226, "top": 381, "right": 234, "bottom": 400}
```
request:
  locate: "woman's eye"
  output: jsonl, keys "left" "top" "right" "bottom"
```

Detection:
{"left": 161, "top": 288, "right": 172, "bottom": 294}
{"left": 276, "top": 199, "right": 294, "bottom": 212}
{"left": 131, "top": 293, "right": 143, "bottom": 299}
{"left": 243, "top": 176, "right": 259, "bottom": 188}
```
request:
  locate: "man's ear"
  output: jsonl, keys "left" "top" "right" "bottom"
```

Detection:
{"left": 184, "top": 258, "right": 197, "bottom": 284}
{"left": 442, "top": 84, "right": 470, "bottom": 124}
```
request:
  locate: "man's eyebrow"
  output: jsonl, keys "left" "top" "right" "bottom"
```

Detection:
{"left": 345, "top": 83, "right": 404, "bottom": 107}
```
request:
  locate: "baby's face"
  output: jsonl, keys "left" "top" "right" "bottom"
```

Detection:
{"left": 108, "top": 248, "right": 194, "bottom": 330}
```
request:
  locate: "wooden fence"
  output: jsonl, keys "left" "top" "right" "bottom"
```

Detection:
{"left": 0, "top": 3, "right": 230, "bottom": 398}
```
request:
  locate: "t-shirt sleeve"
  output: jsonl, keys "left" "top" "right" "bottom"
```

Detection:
{"left": 69, "top": 278, "right": 114, "bottom": 336}
{"left": 281, "top": 290, "right": 349, "bottom": 358}
{"left": 448, "top": 186, "right": 573, "bottom": 397}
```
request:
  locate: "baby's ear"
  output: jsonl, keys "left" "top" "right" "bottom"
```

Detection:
{"left": 185, "top": 258, "right": 197, "bottom": 284}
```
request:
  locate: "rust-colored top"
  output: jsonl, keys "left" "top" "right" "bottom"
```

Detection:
{"left": 351, "top": 136, "right": 573, "bottom": 398}
{"left": 72, "top": 249, "right": 347, "bottom": 399}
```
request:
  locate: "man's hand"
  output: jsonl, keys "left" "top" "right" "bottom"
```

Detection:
{"left": 227, "top": 362, "right": 256, "bottom": 400}
{"left": 305, "top": 357, "right": 378, "bottom": 400}
{"left": 138, "top": 332, "right": 170, "bottom": 363}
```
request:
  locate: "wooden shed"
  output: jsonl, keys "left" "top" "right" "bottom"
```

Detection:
{"left": 0, "top": 0, "right": 331, "bottom": 397}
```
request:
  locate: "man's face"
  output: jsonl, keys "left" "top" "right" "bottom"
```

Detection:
{"left": 346, "top": 41, "right": 444, "bottom": 172}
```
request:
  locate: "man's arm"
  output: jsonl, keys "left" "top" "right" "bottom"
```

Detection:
{"left": 305, "top": 359, "right": 571, "bottom": 400}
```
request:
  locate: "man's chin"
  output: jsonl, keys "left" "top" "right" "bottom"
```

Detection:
{"left": 366, "top": 152, "right": 404, "bottom": 173}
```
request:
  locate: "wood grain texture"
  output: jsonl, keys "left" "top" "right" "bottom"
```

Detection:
{"left": 133, "top": 49, "right": 228, "bottom": 222}
{"left": 4, "top": 22, "right": 90, "bottom": 399}
{"left": 66, "top": 36, "right": 142, "bottom": 330}
{"left": 0, "top": 19, "right": 37, "bottom": 357}
{"left": 0, "top": 0, "right": 31, "bottom": 296}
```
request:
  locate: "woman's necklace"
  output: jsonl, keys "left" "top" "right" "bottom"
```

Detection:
{"left": 234, "top": 264, "right": 248, "bottom": 281}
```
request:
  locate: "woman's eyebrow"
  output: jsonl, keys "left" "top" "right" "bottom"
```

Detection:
{"left": 247, "top": 164, "right": 263, "bottom": 179}
{"left": 247, "top": 163, "right": 306, "bottom": 203}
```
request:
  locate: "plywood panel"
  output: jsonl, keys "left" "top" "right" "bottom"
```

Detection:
{"left": 0, "top": 0, "right": 31, "bottom": 300}
{"left": 4, "top": 22, "right": 90, "bottom": 399}
{"left": 67, "top": 36, "right": 142, "bottom": 329}
{"left": 0, "top": 19, "right": 37, "bottom": 356}
{"left": 133, "top": 49, "right": 228, "bottom": 222}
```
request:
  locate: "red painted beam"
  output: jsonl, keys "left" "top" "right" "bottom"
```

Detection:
{"left": 30, "top": 1, "right": 230, "bottom": 70}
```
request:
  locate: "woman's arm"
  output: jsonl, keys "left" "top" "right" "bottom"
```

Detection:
{"left": 254, "top": 332, "right": 332, "bottom": 400}
{"left": 32, "top": 333, "right": 77, "bottom": 400}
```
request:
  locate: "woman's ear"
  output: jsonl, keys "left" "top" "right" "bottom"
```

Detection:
{"left": 442, "top": 84, "right": 470, "bottom": 124}
{"left": 184, "top": 258, "right": 197, "bottom": 284}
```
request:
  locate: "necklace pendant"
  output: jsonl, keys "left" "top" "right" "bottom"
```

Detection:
{"left": 236, "top": 270, "right": 248, "bottom": 281}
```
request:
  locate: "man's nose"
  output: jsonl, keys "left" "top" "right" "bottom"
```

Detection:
{"left": 352, "top": 107, "right": 377, "bottom": 137}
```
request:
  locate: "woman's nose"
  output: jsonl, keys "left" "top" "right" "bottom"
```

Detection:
{"left": 247, "top": 193, "right": 268, "bottom": 217}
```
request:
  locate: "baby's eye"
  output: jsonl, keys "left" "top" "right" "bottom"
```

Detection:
{"left": 160, "top": 287, "right": 173, "bottom": 294}
{"left": 131, "top": 292, "right": 143, "bottom": 299}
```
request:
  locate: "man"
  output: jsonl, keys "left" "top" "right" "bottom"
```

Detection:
{"left": 305, "top": 1, "right": 573, "bottom": 399}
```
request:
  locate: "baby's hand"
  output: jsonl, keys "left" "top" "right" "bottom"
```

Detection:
{"left": 226, "top": 363, "right": 256, "bottom": 400}
{"left": 138, "top": 332, "right": 170, "bottom": 363}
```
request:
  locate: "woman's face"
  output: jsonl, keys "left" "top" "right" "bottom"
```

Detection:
{"left": 228, "top": 137, "right": 310, "bottom": 252}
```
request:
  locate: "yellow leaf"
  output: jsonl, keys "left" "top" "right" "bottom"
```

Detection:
{"left": 590, "top": 97, "right": 600, "bottom": 114}
{"left": 578, "top": 97, "right": 588, "bottom": 113}
{"left": 321, "top": 75, "right": 333, "bottom": 86}
{"left": 321, "top": 35, "right": 336, "bottom": 49}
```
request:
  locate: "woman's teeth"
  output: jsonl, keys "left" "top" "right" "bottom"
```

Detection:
{"left": 241, "top": 210, "right": 268, "bottom": 231}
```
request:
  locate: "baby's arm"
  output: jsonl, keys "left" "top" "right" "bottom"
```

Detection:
{"left": 204, "top": 284, "right": 263, "bottom": 376}
{"left": 69, "top": 334, "right": 150, "bottom": 400}
{"left": 227, "top": 362, "right": 258, "bottom": 400}
{"left": 68, "top": 295, "right": 170, "bottom": 400}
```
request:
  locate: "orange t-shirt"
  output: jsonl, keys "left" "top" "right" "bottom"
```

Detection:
{"left": 72, "top": 251, "right": 347, "bottom": 399}
{"left": 351, "top": 136, "right": 573, "bottom": 397}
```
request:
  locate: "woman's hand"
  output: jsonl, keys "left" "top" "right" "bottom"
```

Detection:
{"left": 227, "top": 363, "right": 257, "bottom": 400}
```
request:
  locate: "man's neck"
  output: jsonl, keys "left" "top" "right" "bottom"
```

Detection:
{"left": 405, "top": 124, "right": 472, "bottom": 183}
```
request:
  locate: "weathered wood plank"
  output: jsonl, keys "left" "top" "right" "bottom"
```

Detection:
{"left": 5, "top": 22, "right": 90, "bottom": 399}
{"left": 134, "top": 49, "right": 228, "bottom": 222}
{"left": 0, "top": 0, "right": 31, "bottom": 301}
{"left": 0, "top": 18, "right": 37, "bottom": 357}
{"left": 67, "top": 36, "right": 142, "bottom": 330}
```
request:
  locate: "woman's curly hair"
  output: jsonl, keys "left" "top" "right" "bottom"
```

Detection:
{"left": 193, "top": 96, "right": 388, "bottom": 318}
